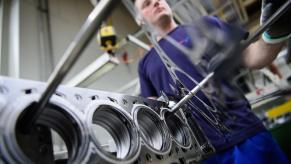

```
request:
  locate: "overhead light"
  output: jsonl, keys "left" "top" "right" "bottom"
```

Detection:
{"left": 66, "top": 52, "right": 119, "bottom": 87}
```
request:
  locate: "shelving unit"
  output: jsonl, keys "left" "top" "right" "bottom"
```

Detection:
{"left": 169, "top": 0, "right": 249, "bottom": 25}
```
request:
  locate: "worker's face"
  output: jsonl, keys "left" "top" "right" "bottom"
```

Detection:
{"left": 134, "top": 0, "right": 173, "bottom": 26}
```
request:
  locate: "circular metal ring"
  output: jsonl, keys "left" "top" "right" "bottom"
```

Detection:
{"left": 85, "top": 100, "right": 140, "bottom": 164}
{"left": 0, "top": 94, "right": 89, "bottom": 163}
{"left": 132, "top": 104, "right": 172, "bottom": 155}
{"left": 161, "top": 108, "right": 192, "bottom": 149}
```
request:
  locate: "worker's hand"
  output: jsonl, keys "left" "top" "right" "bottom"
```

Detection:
{"left": 261, "top": 0, "right": 291, "bottom": 44}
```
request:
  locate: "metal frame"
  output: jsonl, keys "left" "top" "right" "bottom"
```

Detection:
{"left": 8, "top": 0, "right": 20, "bottom": 78}
{"left": 170, "top": 0, "right": 248, "bottom": 24}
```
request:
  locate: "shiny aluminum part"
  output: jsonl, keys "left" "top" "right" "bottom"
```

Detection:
{"left": 161, "top": 108, "right": 192, "bottom": 149}
{"left": 85, "top": 100, "right": 141, "bottom": 164}
{"left": 0, "top": 94, "right": 90, "bottom": 163}
{"left": 132, "top": 104, "right": 172, "bottom": 155}
{"left": 0, "top": 76, "right": 210, "bottom": 163}
{"left": 171, "top": 72, "right": 214, "bottom": 114}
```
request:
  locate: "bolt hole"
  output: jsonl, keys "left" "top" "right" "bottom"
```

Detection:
{"left": 179, "top": 158, "right": 186, "bottom": 164}
{"left": 156, "top": 154, "right": 163, "bottom": 160}
{"left": 108, "top": 97, "right": 117, "bottom": 103}
{"left": 143, "top": 101, "right": 149, "bottom": 106}
{"left": 133, "top": 157, "right": 141, "bottom": 164}
{"left": 132, "top": 100, "right": 138, "bottom": 104}
{"left": 91, "top": 95, "right": 99, "bottom": 100}
{"left": 55, "top": 92, "right": 65, "bottom": 98}
{"left": 175, "top": 147, "right": 179, "bottom": 154}
{"left": 169, "top": 150, "right": 173, "bottom": 157}
{"left": 145, "top": 154, "right": 152, "bottom": 162}
{"left": 122, "top": 99, "right": 128, "bottom": 105}
{"left": 181, "top": 148, "right": 187, "bottom": 153}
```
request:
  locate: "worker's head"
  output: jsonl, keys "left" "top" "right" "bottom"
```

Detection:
{"left": 131, "top": 0, "right": 175, "bottom": 30}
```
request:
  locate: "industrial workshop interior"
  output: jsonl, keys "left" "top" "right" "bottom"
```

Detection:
{"left": 0, "top": 0, "right": 290, "bottom": 163}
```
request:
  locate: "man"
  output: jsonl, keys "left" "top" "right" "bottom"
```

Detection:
{"left": 132, "top": 0, "right": 290, "bottom": 163}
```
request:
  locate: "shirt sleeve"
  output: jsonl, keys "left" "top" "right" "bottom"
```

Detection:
{"left": 203, "top": 16, "right": 249, "bottom": 41}
{"left": 138, "top": 61, "right": 158, "bottom": 98}
{"left": 196, "top": 16, "right": 249, "bottom": 72}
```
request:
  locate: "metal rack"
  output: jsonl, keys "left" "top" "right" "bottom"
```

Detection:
{"left": 168, "top": 0, "right": 249, "bottom": 24}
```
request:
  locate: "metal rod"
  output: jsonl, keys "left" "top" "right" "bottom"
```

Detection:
{"left": 9, "top": 0, "right": 20, "bottom": 78}
{"left": 21, "top": 0, "right": 116, "bottom": 132}
{"left": 171, "top": 72, "right": 214, "bottom": 113}
{"left": 249, "top": 87, "right": 291, "bottom": 105}
{"left": 126, "top": 35, "right": 151, "bottom": 51}
{"left": 241, "top": 0, "right": 291, "bottom": 49}
{"left": 170, "top": 0, "right": 291, "bottom": 114}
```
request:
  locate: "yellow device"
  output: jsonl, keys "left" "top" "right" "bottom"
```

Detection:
{"left": 98, "top": 25, "right": 118, "bottom": 54}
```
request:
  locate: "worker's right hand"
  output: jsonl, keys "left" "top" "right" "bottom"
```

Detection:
{"left": 260, "top": 0, "right": 291, "bottom": 44}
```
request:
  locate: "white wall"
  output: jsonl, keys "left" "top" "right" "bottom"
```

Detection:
{"left": 20, "top": 0, "right": 42, "bottom": 81}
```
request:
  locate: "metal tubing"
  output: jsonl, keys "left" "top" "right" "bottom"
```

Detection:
{"left": 171, "top": 72, "right": 214, "bottom": 113}
{"left": 8, "top": 0, "right": 20, "bottom": 78}
{"left": 21, "top": 0, "right": 117, "bottom": 132}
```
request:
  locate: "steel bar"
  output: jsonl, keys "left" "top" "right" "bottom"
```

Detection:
{"left": 126, "top": 35, "right": 151, "bottom": 51}
{"left": 21, "top": 0, "right": 117, "bottom": 132}
{"left": 171, "top": 72, "right": 214, "bottom": 113}
{"left": 170, "top": 0, "right": 291, "bottom": 114}
{"left": 249, "top": 87, "right": 291, "bottom": 105}
{"left": 8, "top": 0, "right": 20, "bottom": 78}
{"left": 241, "top": 0, "right": 291, "bottom": 49}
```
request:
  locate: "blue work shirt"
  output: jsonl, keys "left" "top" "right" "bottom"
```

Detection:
{"left": 138, "top": 16, "right": 266, "bottom": 152}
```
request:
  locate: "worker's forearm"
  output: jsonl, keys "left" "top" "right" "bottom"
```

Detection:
{"left": 243, "top": 39, "right": 285, "bottom": 69}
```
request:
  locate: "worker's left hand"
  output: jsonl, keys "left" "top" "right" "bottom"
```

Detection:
{"left": 261, "top": 0, "right": 291, "bottom": 44}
